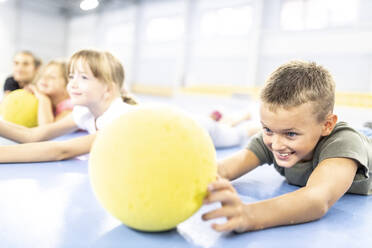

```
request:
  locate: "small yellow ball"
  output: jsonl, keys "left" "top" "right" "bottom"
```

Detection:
{"left": 89, "top": 105, "right": 217, "bottom": 232}
{"left": 1, "top": 89, "right": 38, "bottom": 127}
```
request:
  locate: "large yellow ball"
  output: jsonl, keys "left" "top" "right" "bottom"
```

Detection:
{"left": 1, "top": 89, "right": 38, "bottom": 127}
{"left": 89, "top": 105, "right": 217, "bottom": 232}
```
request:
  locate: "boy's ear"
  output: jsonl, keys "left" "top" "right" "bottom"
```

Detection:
{"left": 321, "top": 113, "right": 338, "bottom": 136}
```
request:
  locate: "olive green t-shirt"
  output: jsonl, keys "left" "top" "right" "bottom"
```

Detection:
{"left": 247, "top": 122, "right": 372, "bottom": 195}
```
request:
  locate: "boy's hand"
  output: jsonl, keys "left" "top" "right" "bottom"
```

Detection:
{"left": 202, "top": 178, "right": 251, "bottom": 233}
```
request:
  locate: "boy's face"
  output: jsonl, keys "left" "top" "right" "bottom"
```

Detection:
{"left": 13, "top": 53, "right": 36, "bottom": 84}
{"left": 260, "top": 102, "right": 333, "bottom": 168}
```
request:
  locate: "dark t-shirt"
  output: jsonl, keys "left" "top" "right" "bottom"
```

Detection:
{"left": 3, "top": 76, "right": 21, "bottom": 92}
{"left": 247, "top": 122, "right": 372, "bottom": 195}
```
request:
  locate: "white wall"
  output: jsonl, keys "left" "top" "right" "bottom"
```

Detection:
{"left": 0, "top": 0, "right": 67, "bottom": 86}
{"left": 259, "top": 0, "right": 372, "bottom": 92}
{"left": 3, "top": 0, "right": 372, "bottom": 93}
{"left": 185, "top": 0, "right": 262, "bottom": 87}
{"left": 0, "top": 1, "right": 17, "bottom": 78}
{"left": 66, "top": 7, "right": 137, "bottom": 87}
{"left": 61, "top": 0, "right": 368, "bottom": 93}
{"left": 17, "top": 2, "right": 67, "bottom": 61}
{"left": 134, "top": 0, "right": 186, "bottom": 88}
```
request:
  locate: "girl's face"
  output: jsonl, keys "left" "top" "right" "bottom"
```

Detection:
{"left": 37, "top": 65, "right": 67, "bottom": 96}
{"left": 67, "top": 60, "right": 109, "bottom": 108}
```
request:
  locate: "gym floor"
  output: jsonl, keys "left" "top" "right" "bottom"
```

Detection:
{"left": 0, "top": 93, "right": 371, "bottom": 248}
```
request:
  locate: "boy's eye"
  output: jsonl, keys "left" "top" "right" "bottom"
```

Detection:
{"left": 82, "top": 75, "right": 88, "bottom": 80}
{"left": 286, "top": 132, "right": 297, "bottom": 137}
{"left": 263, "top": 127, "right": 272, "bottom": 134}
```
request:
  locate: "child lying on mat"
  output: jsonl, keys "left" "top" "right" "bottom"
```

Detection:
{"left": 202, "top": 60, "right": 372, "bottom": 232}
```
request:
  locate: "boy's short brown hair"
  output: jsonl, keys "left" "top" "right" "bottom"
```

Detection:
{"left": 260, "top": 60, "right": 335, "bottom": 122}
{"left": 17, "top": 50, "right": 42, "bottom": 69}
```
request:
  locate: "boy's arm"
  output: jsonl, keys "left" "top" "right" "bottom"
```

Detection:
{"left": 0, "top": 134, "right": 96, "bottom": 163}
{"left": 218, "top": 149, "right": 261, "bottom": 180}
{"left": 0, "top": 113, "right": 78, "bottom": 143}
{"left": 203, "top": 157, "right": 357, "bottom": 232}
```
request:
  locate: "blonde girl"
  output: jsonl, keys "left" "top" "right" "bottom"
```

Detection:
{"left": 0, "top": 49, "right": 136, "bottom": 163}
{"left": 29, "top": 60, "right": 73, "bottom": 125}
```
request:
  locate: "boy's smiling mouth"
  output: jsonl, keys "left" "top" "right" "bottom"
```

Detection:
{"left": 275, "top": 151, "right": 295, "bottom": 160}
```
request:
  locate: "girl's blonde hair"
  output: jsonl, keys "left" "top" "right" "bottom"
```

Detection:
{"left": 68, "top": 49, "right": 137, "bottom": 105}
{"left": 32, "top": 60, "right": 68, "bottom": 86}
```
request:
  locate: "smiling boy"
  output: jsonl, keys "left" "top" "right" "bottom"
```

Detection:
{"left": 202, "top": 60, "right": 372, "bottom": 232}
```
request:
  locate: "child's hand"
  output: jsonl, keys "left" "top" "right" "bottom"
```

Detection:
{"left": 27, "top": 84, "right": 40, "bottom": 96}
{"left": 22, "top": 84, "right": 33, "bottom": 93}
{"left": 202, "top": 178, "right": 251, "bottom": 233}
{"left": 28, "top": 85, "right": 49, "bottom": 101}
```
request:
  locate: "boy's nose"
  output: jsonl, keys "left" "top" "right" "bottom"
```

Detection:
{"left": 271, "top": 135, "right": 286, "bottom": 150}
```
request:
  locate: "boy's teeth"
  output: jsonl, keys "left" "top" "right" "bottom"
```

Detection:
{"left": 279, "top": 153, "right": 289, "bottom": 156}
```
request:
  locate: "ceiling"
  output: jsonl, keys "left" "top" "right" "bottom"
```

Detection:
{"left": 17, "top": 0, "right": 139, "bottom": 16}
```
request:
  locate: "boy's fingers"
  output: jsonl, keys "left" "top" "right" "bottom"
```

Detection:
{"left": 204, "top": 190, "right": 239, "bottom": 205}
{"left": 211, "top": 217, "right": 241, "bottom": 232}
{"left": 202, "top": 206, "right": 236, "bottom": 221}
{"left": 208, "top": 179, "right": 235, "bottom": 192}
